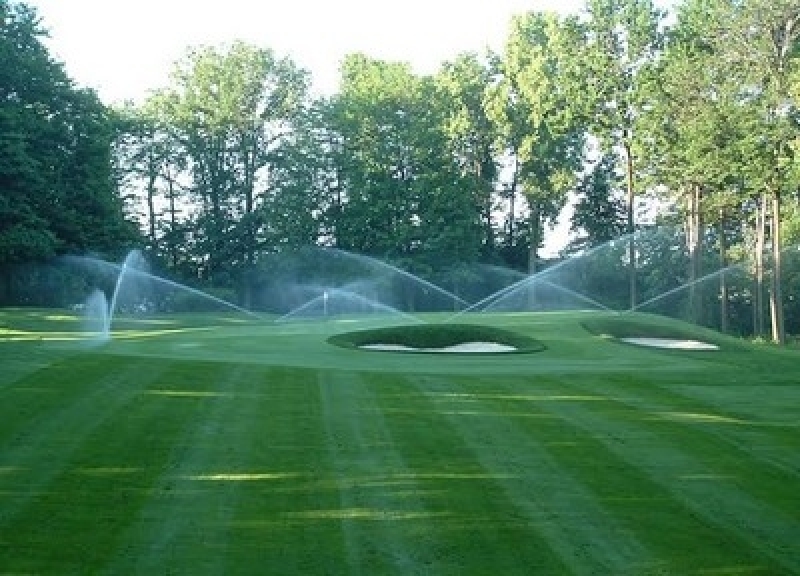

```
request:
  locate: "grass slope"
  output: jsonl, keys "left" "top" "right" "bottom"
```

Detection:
{"left": 0, "top": 310, "right": 798, "bottom": 575}
{"left": 328, "top": 322, "right": 545, "bottom": 353}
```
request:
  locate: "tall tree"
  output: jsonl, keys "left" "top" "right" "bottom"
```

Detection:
{"left": 487, "top": 11, "right": 586, "bottom": 274}
{"left": 583, "top": 0, "right": 664, "bottom": 309}
{"left": 259, "top": 100, "right": 330, "bottom": 250}
{"left": 0, "top": 1, "right": 136, "bottom": 303}
{"left": 331, "top": 54, "right": 483, "bottom": 272}
{"left": 712, "top": 0, "right": 799, "bottom": 343}
{"left": 641, "top": 0, "right": 750, "bottom": 327}
{"left": 114, "top": 98, "right": 183, "bottom": 258}
{"left": 159, "top": 41, "right": 308, "bottom": 301}
{"left": 436, "top": 53, "right": 500, "bottom": 259}
{"left": 568, "top": 153, "right": 627, "bottom": 253}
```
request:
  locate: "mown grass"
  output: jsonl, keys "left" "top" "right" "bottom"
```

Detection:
{"left": 581, "top": 313, "right": 728, "bottom": 342}
{"left": 0, "top": 309, "right": 798, "bottom": 575}
{"left": 327, "top": 322, "right": 545, "bottom": 353}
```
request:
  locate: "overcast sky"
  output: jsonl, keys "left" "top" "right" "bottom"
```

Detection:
{"left": 27, "top": 0, "right": 588, "bottom": 104}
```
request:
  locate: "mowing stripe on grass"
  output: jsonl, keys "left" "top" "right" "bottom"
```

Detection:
{"left": 663, "top": 383, "right": 800, "bottom": 478}
{"left": 0, "top": 359, "right": 223, "bottom": 573}
{"left": 0, "top": 355, "right": 168, "bottom": 530}
{"left": 414, "top": 375, "right": 655, "bottom": 576}
{"left": 319, "top": 370, "right": 434, "bottom": 575}
{"left": 0, "top": 342, "right": 76, "bottom": 389}
{"left": 588, "top": 375, "right": 800, "bottom": 514}
{"left": 495, "top": 375, "right": 800, "bottom": 574}
{"left": 455, "top": 375, "right": 788, "bottom": 574}
{"left": 103, "top": 364, "right": 258, "bottom": 575}
{"left": 0, "top": 353, "right": 136, "bottom": 446}
{"left": 562, "top": 372, "right": 800, "bottom": 517}
{"left": 370, "top": 375, "right": 572, "bottom": 574}
{"left": 224, "top": 367, "right": 351, "bottom": 574}
{"left": 1, "top": 310, "right": 798, "bottom": 574}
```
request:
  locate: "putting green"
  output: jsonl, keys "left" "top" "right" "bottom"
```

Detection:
{"left": 0, "top": 309, "right": 798, "bottom": 574}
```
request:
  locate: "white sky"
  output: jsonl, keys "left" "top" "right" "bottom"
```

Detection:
{"left": 28, "top": 0, "right": 586, "bottom": 104}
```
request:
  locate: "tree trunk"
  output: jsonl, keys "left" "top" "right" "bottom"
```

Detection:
{"left": 693, "top": 186, "right": 702, "bottom": 323}
{"left": 241, "top": 135, "right": 256, "bottom": 310}
{"left": 624, "top": 140, "right": 636, "bottom": 310}
{"left": 528, "top": 204, "right": 539, "bottom": 310}
{"left": 0, "top": 267, "right": 10, "bottom": 306}
{"left": 753, "top": 195, "right": 766, "bottom": 337}
{"left": 769, "top": 190, "right": 785, "bottom": 344}
{"left": 209, "top": 136, "right": 226, "bottom": 286}
{"left": 507, "top": 156, "right": 519, "bottom": 250}
{"left": 476, "top": 160, "right": 494, "bottom": 256}
{"left": 167, "top": 171, "right": 179, "bottom": 270}
{"left": 719, "top": 218, "right": 728, "bottom": 334}
{"left": 331, "top": 139, "right": 344, "bottom": 246}
{"left": 146, "top": 167, "right": 157, "bottom": 249}
{"left": 686, "top": 185, "right": 701, "bottom": 324}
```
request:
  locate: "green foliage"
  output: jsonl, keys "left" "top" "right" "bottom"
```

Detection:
{"left": 148, "top": 41, "right": 309, "bottom": 292}
{"left": 435, "top": 53, "right": 500, "bottom": 256}
{"left": 486, "top": 11, "right": 587, "bottom": 264}
{"left": 0, "top": 0, "right": 137, "bottom": 303}
{"left": 582, "top": 0, "right": 665, "bottom": 261}
{"left": 329, "top": 54, "right": 485, "bottom": 266}
{"left": 5, "top": 0, "right": 800, "bottom": 339}
{"left": 583, "top": 0, "right": 664, "bottom": 149}
{"left": 567, "top": 154, "right": 628, "bottom": 253}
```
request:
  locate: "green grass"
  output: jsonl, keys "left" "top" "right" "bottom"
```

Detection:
{"left": 327, "top": 322, "right": 545, "bottom": 353}
{"left": 582, "top": 313, "right": 730, "bottom": 342}
{"left": 0, "top": 309, "right": 799, "bottom": 574}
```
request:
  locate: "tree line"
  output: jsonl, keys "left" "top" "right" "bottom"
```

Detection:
{"left": 1, "top": 0, "right": 799, "bottom": 341}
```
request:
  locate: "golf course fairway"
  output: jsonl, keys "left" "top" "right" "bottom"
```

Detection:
{"left": 0, "top": 309, "right": 798, "bottom": 575}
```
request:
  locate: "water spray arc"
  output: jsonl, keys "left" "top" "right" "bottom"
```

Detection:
{"left": 75, "top": 250, "right": 259, "bottom": 339}
{"left": 320, "top": 247, "right": 470, "bottom": 310}
{"left": 629, "top": 264, "right": 746, "bottom": 313}
{"left": 276, "top": 286, "right": 421, "bottom": 323}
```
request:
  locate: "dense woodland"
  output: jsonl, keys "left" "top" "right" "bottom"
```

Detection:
{"left": 1, "top": 0, "right": 799, "bottom": 341}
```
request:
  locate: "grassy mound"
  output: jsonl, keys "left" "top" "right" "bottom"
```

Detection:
{"left": 328, "top": 322, "right": 545, "bottom": 353}
{"left": 581, "top": 313, "right": 724, "bottom": 344}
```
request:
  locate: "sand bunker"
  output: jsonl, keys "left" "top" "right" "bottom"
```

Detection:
{"left": 620, "top": 337, "right": 719, "bottom": 350}
{"left": 361, "top": 341, "right": 517, "bottom": 353}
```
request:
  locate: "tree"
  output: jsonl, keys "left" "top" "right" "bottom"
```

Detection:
{"left": 158, "top": 41, "right": 308, "bottom": 302}
{"left": 583, "top": 0, "right": 665, "bottom": 309}
{"left": 113, "top": 97, "right": 188, "bottom": 263}
{"left": 0, "top": 1, "right": 136, "bottom": 303}
{"left": 568, "top": 153, "right": 627, "bottom": 253}
{"left": 487, "top": 11, "right": 586, "bottom": 275}
{"left": 330, "top": 54, "right": 483, "bottom": 272}
{"left": 710, "top": 0, "right": 799, "bottom": 343}
{"left": 436, "top": 53, "right": 500, "bottom": 259}
{"left": 259, "top": 100, "right": 330, "bottom": 250}
{"left": 640, "top": 0, "right": 751, "bottom": 328}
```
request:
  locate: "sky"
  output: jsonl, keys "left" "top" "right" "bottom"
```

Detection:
{"left": 24, "top": 0, "right": 590, "bottom": 255}
{"left": 28, "top": 0, "right": 586, "bottom": 104}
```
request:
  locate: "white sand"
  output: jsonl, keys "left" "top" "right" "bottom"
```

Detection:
{"left": 620, "top": 337, "right": 719, "bottom": 350}
{"left": 361, "top": 341, "right": 517, "bottom": 353}
{"left": 360, "top": 338, "right": 719, "bottom": 352}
